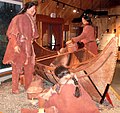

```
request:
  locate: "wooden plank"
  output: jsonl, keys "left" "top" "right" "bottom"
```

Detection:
{"left": 0, "top": 67, "right": 12, "bottom": 77}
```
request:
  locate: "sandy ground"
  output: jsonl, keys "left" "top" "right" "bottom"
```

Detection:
{"left": 0, "top": 81, "right": 120, "bottom": 113}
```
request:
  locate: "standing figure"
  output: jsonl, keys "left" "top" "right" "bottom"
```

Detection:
{"left": 3, "top": 1, "right": 39, "bottom": 94}
{"left": 72, "top": 15, "right": 98, "bottom": 55}
{"left": 39, "top": 66, "right": 100, "bottom": 113}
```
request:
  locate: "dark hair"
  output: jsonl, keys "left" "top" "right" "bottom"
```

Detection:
{"left": 54, "top": 65, "right": 70, "bottom": 79}
{"left": 72, "top": 77, "right": 81, "bottom": 98}
{"left": 82, "top": 15, "right": 92, "bottom": 25}
{"left": 54, "top": 65, "right": 81, "bottom": 98}
{"left": 18, "top": 1, "right": 38, "bottom": 14}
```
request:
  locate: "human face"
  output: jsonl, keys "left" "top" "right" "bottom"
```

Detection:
{"left": 26, "top": 5, "right": 36, "bottom": 16}
{"left": 59, "top": 73, "right": 71, "bottom": 84}
{"left": 82, "top": 17, "right": 89, "bottom": 25}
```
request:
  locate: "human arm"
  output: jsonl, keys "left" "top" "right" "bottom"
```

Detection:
{"left": 8, "top": 34, "right": 20, "bottom": 54}
{"left": 38, "top": 84, "right": 60, "bottom": 108}
{"left": 72, "top": 26, "right": 89, "bottom": 43}
{"left": 38, "top": 96, "right": 58, "bottom": 113}
{"left": 6, "top": 16, "right": 21, "bottom": 54}
{"left": 39, "top": 87, "right": 57, "bottom": 101}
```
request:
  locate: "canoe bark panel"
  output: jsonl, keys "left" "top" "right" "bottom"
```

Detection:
{"left": 34, "top": 37, "right": 118, "bottom": 103}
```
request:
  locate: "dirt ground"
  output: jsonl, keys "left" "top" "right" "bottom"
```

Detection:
{"left": 0, "top": 80, "right": 120, "bottom": 113}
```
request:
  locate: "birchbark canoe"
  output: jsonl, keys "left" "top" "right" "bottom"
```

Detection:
{"left": 34, "top": 37, "right": 118, "bottom": 103}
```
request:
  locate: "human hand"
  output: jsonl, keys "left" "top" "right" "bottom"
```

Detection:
{"left": 24, "top": 59, "right": 28, "bottom": 65}
{"left": 66, "top": 40, "right": 72, "bottom": 45}
{"left": 14, "top": 46, "right": 20, "bottom": 53}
